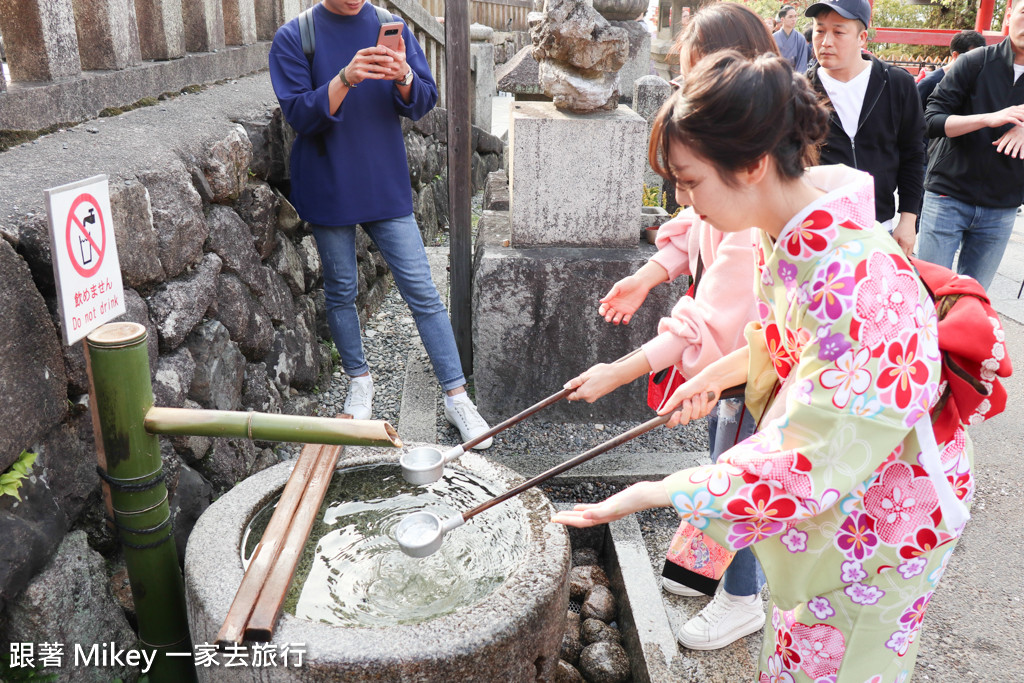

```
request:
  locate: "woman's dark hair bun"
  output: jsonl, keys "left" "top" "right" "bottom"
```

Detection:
{"left": 649, "top": 51, "right": 829, "bottom": 183}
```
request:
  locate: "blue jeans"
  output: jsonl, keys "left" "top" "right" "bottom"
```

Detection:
{"left": 709, "top": 399, "right": 766, "bottom": 597}
{"left": 312, "top": 214, "right": 466, "bottom": 391}
{"left": 917, "top": 191, "right": 1015, "bottom": 290}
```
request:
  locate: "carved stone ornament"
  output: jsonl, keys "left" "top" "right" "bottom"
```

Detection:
{"left": 529, "top": 0, "right": 629, "bottom": 113}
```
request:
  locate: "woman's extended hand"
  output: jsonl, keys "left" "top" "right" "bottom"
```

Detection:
{"left": 598, "top": 274, "right": 653, "bottom": 325}
{"left": 550, "top": 481, "right": 670, "bottom": 527}
{"left": 565, "top": 363, "right": 628, "bottom": 403}
{"left": 657, "top": 347, "right": 748, "bottom": 427}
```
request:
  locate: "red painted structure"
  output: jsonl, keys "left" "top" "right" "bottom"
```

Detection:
{"left": 870, "top": 0, "right": 1010, "bottom": 49}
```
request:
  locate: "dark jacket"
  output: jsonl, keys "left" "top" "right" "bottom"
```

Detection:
{"left": 807, "top": 56, "right": 926, "bottom": 223}
{"left": 925, "top": 38, "right": 1024, "bottom": 209}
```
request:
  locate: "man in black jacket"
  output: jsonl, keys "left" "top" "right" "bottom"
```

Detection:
{"left": 805, "top": 0, "right": 925, "bottom": 258}
{"left": 917, "top": 2, "right": 1024, "bottom": 290}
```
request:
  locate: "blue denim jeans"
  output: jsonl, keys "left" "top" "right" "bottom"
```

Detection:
{"left": 312, "top": 214, "right": 466, "bottom": 391}
{"left": 662, "top": 398, "right": 766, "bottom": 597}
{"left": 917, "top": 191, "right": 1016, "bottom": 290}
{"left": 709, "top": 399, "right": 766, "bottom": 597}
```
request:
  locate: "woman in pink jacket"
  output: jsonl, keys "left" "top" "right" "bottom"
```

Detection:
{"left": 564, "top": 2, "right": 776, "bottom": 652}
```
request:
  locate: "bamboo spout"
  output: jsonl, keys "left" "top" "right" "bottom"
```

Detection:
{"left": 144, "top": 407, "right": 402, "bottom": 448}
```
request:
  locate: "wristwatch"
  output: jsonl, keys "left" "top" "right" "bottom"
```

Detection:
{"left": 339, "top": 66, "right": 356, "bottom": 88}
{"left": 396, "top": 69, "right": 414, "bottom": 86}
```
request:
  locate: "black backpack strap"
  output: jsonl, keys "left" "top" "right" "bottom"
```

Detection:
{"left": 298, "top": 7, "right": 316, "bottom": 67}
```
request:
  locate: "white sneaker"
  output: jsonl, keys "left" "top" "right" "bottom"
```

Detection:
{"left": 444, "top": 396, "right": 493, "bottom": 450}
{"left": 663, "top": 577, "right": 704, "bottom": 597}
{"left": 343, "top": 376, "right": 374, "bottom": 420}
{"left": 676, "top": 591, "right": 765, "bottom": 651}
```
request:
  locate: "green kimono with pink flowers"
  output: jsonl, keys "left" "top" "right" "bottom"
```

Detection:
{"left": 665, "top": 166, "right": 984, "bottom": 683}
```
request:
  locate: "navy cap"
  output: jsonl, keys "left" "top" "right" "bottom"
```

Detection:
{"left": 805, "top": 0, "right": 872, "bottom": 28}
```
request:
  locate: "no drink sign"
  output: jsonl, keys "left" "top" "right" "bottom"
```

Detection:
{"left": 45, "top": 175, "right": 125, "bottom": 345}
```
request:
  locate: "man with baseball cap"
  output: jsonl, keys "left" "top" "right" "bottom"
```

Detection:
{"left": 805, "top": 0, "right": 926, "bottom": 258}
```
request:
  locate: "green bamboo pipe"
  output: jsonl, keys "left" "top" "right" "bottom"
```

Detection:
{"left": 144, "top": 407, "right": 402, "bottom": 447}
{"left": 87, "top": 322, "right": 196, "bottom": 683}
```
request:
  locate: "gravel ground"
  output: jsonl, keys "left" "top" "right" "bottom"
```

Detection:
{"left": 284, "top": 190, "right": 711, "bottom": 478}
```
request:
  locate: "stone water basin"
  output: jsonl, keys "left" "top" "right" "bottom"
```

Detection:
{"left": 185, "top": 446, "right": 571, "bottom": 682}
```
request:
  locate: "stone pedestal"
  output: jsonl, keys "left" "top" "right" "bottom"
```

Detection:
{"left": 0, "top": 0, "right": 81, "bottom": 82}
{"left": 223, "top": 0, "right": 257, "bottom": 46}
{"left": 509, "top": 101, "right": 646, "bottom": 248}
{"left": 182, "top": 0, "right": 225, "bottom": 53}
{"left": 472, "top": 211, "right": 687, "bottom": 422}
{"left": 134, "top": 0, "right": 186, "bottom": 60}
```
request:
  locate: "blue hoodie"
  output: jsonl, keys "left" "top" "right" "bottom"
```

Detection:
{"left": 269, "top": 2, "right": 438, "bottom": 226}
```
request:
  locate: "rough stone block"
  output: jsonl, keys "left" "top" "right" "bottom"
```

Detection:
{"left": 472, "top": 226, "right": 687, "bottom": 423}
{"left": 471, "top": 41, "right": 495, "bottom": 132}
{"left": 223, "top": 0, "right": 257, "bottom": 45}
{"left": 203, "top": 125, "right": 253, "bottom": 203}
{"left": 186, "top": 319, "right": 245, "bottom": 411}
{"left": 109, "top": 178, "right": 166, "bottom": 288}
{"left": 495, "top": 45, "right": 543, "bottom": 97}
{"left": 4, "top": 531, "right": 136, "bottom": 682}
{"left": 182, "top": 0, "right": 225, "bottom": 53}
{"left": 0, "top": 0, "right": 81, "bottom": 82}
{"left": 138, "top": 160, "right": 208, "bottom": 279}
{"left": 147, "top": 252, "right": 222, "bottom": 351}
{"left": 0, "top": 241, "right": 67, "bottom": 469}
{"left": 253, "top": 0, "right": 279, "bottom": 41}
{"left": 71, "top": 0, "right": 143, "bottom": 71}
{"left": 134, "top": 0, "right": 186, "bottom": 59}
{"left": 633, "top": 74, "right": 672, "bottom": 192}
{"left": 484, "top": 170, "right": 509, "bottom": 211}
{"left": 508, "top": 101, "right": 646, "bottom": 248}
{"left": 611, "top": 20, "right": 651, "bottom": 105}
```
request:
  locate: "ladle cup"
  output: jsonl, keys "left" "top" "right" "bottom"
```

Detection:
{"left": 400, "top": 349, "right": 642, "bottom": 485}
{"left": 396, "top": 386, "right": 746, "bottom": 557}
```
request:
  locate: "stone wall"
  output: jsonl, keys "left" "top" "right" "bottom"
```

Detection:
{"left": 0, "top": 72, "right": 502, "bottom": 665}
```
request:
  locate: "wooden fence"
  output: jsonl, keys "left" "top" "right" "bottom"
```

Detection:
{"left": 421, "top": 0, "right": 534, "bottom": 32}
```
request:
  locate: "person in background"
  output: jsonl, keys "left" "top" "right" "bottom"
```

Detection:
{"left": 917, "top": 30, "right": 986, "bottom": 111}
{"left": 555, "top": 50, "right": 975, "bottom": 683}
{"left": 804, "top": 25, "right": 818, "bottom": 70}
{"left": 268, "top": 0, "right": 493, "bottom": 447}
{"left": 774, "top": 5, "right": 809, "bottom": 73}
{"left": 565, "top": 2, "right": 772, "bottom": 652}
{"left": 917, "top": 4, "right": 1024, "bottom": 290}
{"left": 805, "top": 0, "right": 925, "bottom": 259}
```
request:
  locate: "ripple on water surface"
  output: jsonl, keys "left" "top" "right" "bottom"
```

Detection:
{"left": 243, "top": 464, "right": 527, "bottom": 628}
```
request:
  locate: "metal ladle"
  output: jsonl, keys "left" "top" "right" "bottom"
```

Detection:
{"left": 400, "top": 350, "right": 642, "bottom": 485}
{"left": 396, "top": 386, "right": 745, "bottom": 557}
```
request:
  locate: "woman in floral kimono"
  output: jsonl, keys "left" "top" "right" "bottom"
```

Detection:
{"left": 553, "top": 51, "right": 976, "bottom": 683}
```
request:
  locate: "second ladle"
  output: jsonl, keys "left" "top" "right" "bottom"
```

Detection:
{"left": 400, "top": 349, "right": 642, "bottom": 485}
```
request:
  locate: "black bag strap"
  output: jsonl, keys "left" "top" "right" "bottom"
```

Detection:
{"left": 691, "top": 250, "right": 705, "bottom": 295}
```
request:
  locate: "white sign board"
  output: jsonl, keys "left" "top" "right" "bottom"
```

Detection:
{"left": 44, "top": 175, "right": 126, "bottom": 345}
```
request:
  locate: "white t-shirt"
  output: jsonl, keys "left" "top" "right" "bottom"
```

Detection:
{"left": 818, "top": 63, "right": 872, "bottom": 140}
{"left": 1014, "top": 63, "right": 1024, "bottom": 84}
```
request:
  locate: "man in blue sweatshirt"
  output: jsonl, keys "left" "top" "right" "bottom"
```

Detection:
{"left": 269, "top": 0, "right": 493, "bottom": 447}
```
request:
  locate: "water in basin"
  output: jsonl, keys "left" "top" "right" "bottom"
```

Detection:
{"left": 242, "top": 463, "right": 527, "bottom": 628}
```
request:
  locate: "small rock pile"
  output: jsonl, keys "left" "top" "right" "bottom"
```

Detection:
{"left": 558, "top": 547, "right": 631, "bottom": 683}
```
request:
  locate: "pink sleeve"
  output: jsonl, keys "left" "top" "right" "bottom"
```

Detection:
{"left": 649, "top": 211, "right": 699, "bottom": 282}
{"left": 642, "top": 227, "right": 758, "bottom": 377}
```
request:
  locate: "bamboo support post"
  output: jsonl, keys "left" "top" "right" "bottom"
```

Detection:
{"left": 244, "top": 441, "right": 344, "bottom": 641}
{"left": 214, "top": 440, "right": 325, "bottom": 645}
{"left": 86, "top": 322, "right": 197, "bottom": 683}
{"left": 145, "top": 407, "right": 401, "bottom": 448}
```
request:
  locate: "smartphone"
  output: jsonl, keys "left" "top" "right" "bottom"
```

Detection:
{"left": 376, "top": 22, "right": 403, "bottom": 51}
